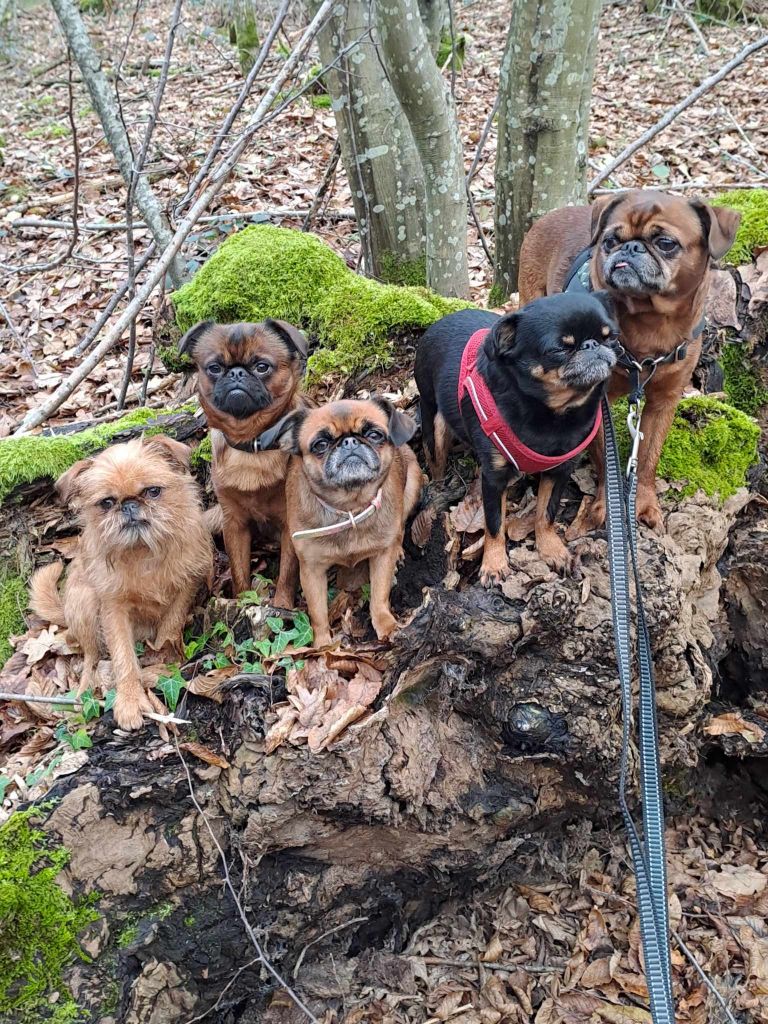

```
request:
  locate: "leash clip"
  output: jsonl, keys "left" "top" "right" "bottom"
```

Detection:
{"left": 626, "top": 402, "right": 643, "bottom": 479}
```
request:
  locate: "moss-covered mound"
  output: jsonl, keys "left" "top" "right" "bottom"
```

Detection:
{"left": 0, "top": 404, "right": 197, "bottom": 504}
{"left": 721, "top": 340, "right": 768, "bottom": 416}
{"left": 0, "top": 570, "right": 26, "bottom": 665}
{"left": 0, "top": 807, "right": 99, "bottom": 1022}
{"left": 711, "top": 189, "right": 768, "bottom": 265}
{"left": 615, "top": 396, "right": 759, "bottom": 499}
{"left": 170, "top": 225, "right": 472, "bottom": 379}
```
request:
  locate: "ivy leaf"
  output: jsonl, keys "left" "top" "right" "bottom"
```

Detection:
{"left": 80, "top": 690, "right": 101, "bottom": 722}
{"left": 69, "top": 729, "right": 93, "bottom": 750}
{"left": 266, "top": 616, "right": 285, "bottom": 633}
{"left": 651, "top": 163, "right": 670, "bottom": 179}
{"left": 270, "top": 630, "right": 293, "bottom": 656}
{"left": 290, "top": 612, "right": 313, "bottom": 648}
{"left": 254, "top": 638, "right": 272, "bottom": 658}
{"left": 0, "top": 775, "right": 9, "bottom": 802}
{"left": 104, "top": 689, "right": 117, "bottom": 712}
{"left": 156, "top": 668, "right": 185, "bottom": 712}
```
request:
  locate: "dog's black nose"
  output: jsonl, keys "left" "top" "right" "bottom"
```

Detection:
{"left": 622, "top": 240, "right": 646, "bottom": 257}
{"left": 581, "top": 339, "right": 599, "bottom": 351}
{"left": 226, "top": 367, "right": 248, "bottom": 383}
{"left": 121, "top": 499, "right": 140, "bottom": 520}
{"left": 340, "top": 436, "right": 360, "bottom": 450}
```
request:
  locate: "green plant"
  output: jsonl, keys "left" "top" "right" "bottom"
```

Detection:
{"left": 0, "top": 808, "right": 99, "bottom": 1021}
{"left": 182, "top": 610, "right": 313, "bottom": 678}
{"left": 721, "top": 341, "right": 768, "bottom": 416}
{"left": 0, "top": 570, "right": 26, "bottom": 665}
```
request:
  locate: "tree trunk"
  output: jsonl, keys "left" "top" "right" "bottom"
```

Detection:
{"left": 49, "top": 0, "right": 186, "bottom": 289}
{"left": 492, "top": 0, "right": 601, "bottom": 304}
{"left": 310, "top": 0, "right": 427, "bottom": 284}
{"left": 376, "top": 0, "right": 470, "bottom": 298}
{"left": 227, "top": 0, "right": 260, "bottom": 76}
{"left": 18, "top": 484, "right": 768, "bottom": 1020}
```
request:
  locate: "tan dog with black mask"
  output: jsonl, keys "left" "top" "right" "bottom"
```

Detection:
{"left": 179, "top": 319, "right": 309, "bottom": 604}
{"left": 257, "top": 399, "right": 422, "bottom": 648}
{"left": 518, "top": 190, "right": 740, "bottom": 533}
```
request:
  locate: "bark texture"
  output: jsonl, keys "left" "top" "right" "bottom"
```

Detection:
{"left": 376, "top": 0, "right": 470, "bottom": 298}
{"left": 31, "top": 488, "right": 768, "bottom": 1021}
{"left": 49, "top": 0, "right": 186, "bottom": 289}
{"left": 311, "top": 0, "right": 427, "bottom": 282}
{"left": 492, "top": 0, "right": 601, "bottom": 302}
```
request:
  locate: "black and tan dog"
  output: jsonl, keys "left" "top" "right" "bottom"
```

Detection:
{"left": 415, "top": 293, "right": 618, "bottom": 583}
{"left": 257, "top": 399, "right": 422, "bottom": 648}
{"left": 179, "top": 319, "right": 309, "bottom": 603}
{"left": 518, "top": 190, "right": 740, "bottom": 534}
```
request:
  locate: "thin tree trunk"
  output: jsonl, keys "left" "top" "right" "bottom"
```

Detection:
{"left": 376, "top": 0, "right": 469, "bottom": 298}
{"left": 492, "top": 0, "right": 601, "bottom": 304}
{"left": 50, "top": 0, "right": 186, "bottom": 289}
{"left": 311, "top": 0, "right": 427, "bottom": 283}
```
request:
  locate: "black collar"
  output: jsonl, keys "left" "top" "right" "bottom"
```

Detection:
{"left": 223, "top": 433, "right": 261, "bottom": 453}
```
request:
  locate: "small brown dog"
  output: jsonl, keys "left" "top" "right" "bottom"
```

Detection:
{"left": 258, "top": 399, "right": 422, "bottom": 648}
{"left": 29, "top": 436, "right": 213, "bottom": 731}
{"left": 179, "top": 319, "right": 308, "bottom": 603}
{"left": 518, "top": 190, "right": 740, "bottom": 533}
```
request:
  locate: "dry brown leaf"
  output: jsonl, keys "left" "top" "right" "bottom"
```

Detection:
{"left": 709, "top": 864, "right": 767, "bottom": 899}
{"left": 264, "top": 705, "right": 299, "bottom": 754}
{"left": 186, "top": 665, "right": 239, "bottom": 703}
{"left": 20, "top": 626, "right": 75, "bottom": 665}
{"left": 704, "top": 712, "right": 765, "bottom": 745}
{"left": 595, "top": 1004, "right": 651, "bottom": 1024}
{"left": 451, "top": 479, "right": 485, "bottom": 534}
{"left": 482, "top": 933, "right": 504, "bottom": 962}
{"left": 506, "top": 511, "right": 535, "bottom": 542}
{"left": 411, "top": 506, "right": 437, "bottom": 548}
{"left": 707, "top": 269, "right": 741, "bottom": 329}
{"left": 578, "top": 957, "right": 612, "bottom": 989}
{"left": 178, "top": 741, "right": 230, "bottom": 770}
{"left": 739, "top": 250, "right": 768, "bottom": 315}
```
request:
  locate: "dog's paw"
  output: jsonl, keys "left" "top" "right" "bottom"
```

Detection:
{"left": 538, "top": 537, "right": 579, "bottom": 578}
{"left": 113, "top": 685, "right": 170, "bottom": 731}
{"left": 372, "top": 610, "right": 398, "bottom": 641}
{"left": 636, "top": 487, "right": 664, "bottom": 532}
{"left": 479, "top": 558, "right": 511, "bottom": 588}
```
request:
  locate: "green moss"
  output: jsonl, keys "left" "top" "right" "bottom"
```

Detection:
{"left": 488, "top": 283, "right": 506, "bottom": 308}
{"left": 378, "top": 252, "right": 427, "bottom": 288}
{"left": 0, "top": 570, "right": 26, "bottom": 665}
{"left": 612, "top": 396, "right": 759, "bottom": 499}
{"left": 116, "top": 901, "right": 174, "bottom": 949}
{"left": 710, "top": 189, "right": 768, "bottom": 264}
{"left": 0, "top": 404, "right": 198, "bottom": 504}
{"left": 0, "top": 808, "right": 99, "bottom": 1022}
{"left": 190, "top": 434, "right": 212, "bottom": 470}
{"left": 171, "top": 225, "right": 472, "bottom": 380}
{"left": 156, "top": 343, "right": 194, "bottom": 374}
{"left": 721, "top": 341, "right": 768, "bottom": 415}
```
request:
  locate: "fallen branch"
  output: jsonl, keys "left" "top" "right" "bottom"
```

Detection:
{"left": 0, "top": 298, "right": 38, "bottom": 375}
{"left": 12, "top": 208, "right": 358, "bottom": 233}
{"left": 465, "top": 95, "right": 498, "bottom": 267}
{"left": 13, "top": 0, "right": 336, "bottom": 437}
{"left": 50, "top": 0, "right": 186, "bottom": 287}
{"left": 0, "top": 692, "right": 190, "bottom": 726}
{"left": 588, "top": 33, "right": 768, "bottom": 192}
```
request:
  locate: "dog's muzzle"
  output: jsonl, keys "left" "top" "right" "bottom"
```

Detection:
{"left": 324, "top": 437, "right": 380, "bottom": 488}
{"left": 213, "top": 368, "right": 271, "bottom": 419}
{"left": 605, "top": 241, "right": 663, "bottom": 294}
{"left": 561, "top": 340, "right": 617, "bottom": 389}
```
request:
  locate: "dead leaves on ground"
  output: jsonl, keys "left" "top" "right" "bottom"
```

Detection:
{"left": 265, "top": 656, "right": 383, "bottom": 754}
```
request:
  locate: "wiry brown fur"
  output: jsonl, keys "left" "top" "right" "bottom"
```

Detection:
{"left": 180, "top": 320, "right": 307, "bottom": 602}
{"left": 29, "top": 436, "right": 213, "bottom": 732}
{"left": 263, "top": 400, "right": 422, "bottom": 648}
{"left": 518, "top": 190, "right": 740, "bottom": 533}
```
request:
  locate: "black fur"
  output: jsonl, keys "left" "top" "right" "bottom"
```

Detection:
{"left": 414, "top": 292, "right": 618, "bottom": 545}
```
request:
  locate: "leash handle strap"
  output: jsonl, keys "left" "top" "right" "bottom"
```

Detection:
{"left": 602, "top": 396, "right": 675, "bottom": 1023}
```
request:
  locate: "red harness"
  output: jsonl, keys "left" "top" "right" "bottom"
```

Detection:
{"left": 457, "top": 328, "right": 603, "bottom": 475}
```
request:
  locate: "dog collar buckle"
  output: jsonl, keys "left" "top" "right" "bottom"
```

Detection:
{"left": 223, "top": 433, "right": 260, "bottom": 453}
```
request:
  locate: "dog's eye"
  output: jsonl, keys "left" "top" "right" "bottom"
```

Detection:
{"left": 602, "top": 233, "right": 619, "bottom": 252}
{"left": 99, "top": 497, "right": 116, "bottom": 511}
{"left": 311, "top": 439, "right": 330, "bottom": 455}
{"left": 364, "top": 428, "right": 385, "bottom": 443}
{"left": 143, "top": 486, "right": 163, "bottom": 499}
{"left": 254, "top": 361, "right": 271, "bottom": 375}
{"left": 207, "top": 362, "right": 223, "bottom": 377}
{"left": 656, "top": 236, "right": 679, "bottom": 254}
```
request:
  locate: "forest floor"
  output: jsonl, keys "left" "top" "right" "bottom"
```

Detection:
{"left": 1, "top": 1, "right": 768, "bottom": 1022}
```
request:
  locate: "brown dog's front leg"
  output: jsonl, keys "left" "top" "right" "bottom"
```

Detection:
{"left": 223, "top": 516, "right": 252, "bottom": 596}
{"left": 479, "top": 475, "right": 510, "bottom": 587}
{"left": 101, "top": 601, "right": 168, "bottom": 730}
{"left": 634, "top": 387, "right": 682, "bottom": 532}
{"left": 150, "top": 583, "right": 196, "bottom": 658}
{"left": 368, "top": 544, "right": 401, "bottom": 641}
{"left": 273, "top": 524, "right": 299, "bottom": 609}
{"left": 299, "top": 558, "right": 332, "bottom": 648}
{"left": 535, "top": 474, "right": 574, "bottom": 574}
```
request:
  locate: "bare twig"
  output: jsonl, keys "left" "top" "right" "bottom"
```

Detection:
{"left": 293, "top": 916, "right": 368, "bottom": 978}
{"left": 13, "top": 0, "right": 336, "bottom": 437}
{"left": 589, "top": 33, "right": 768, "bottom": 192}
{"left": 302, "top": 140, "right": 342, "bottom": 231}
{"left": 0, "top": 299, "right": 38, "bottom": 376}
{"left": 465, "top": 94, "right": 498, "bottom": 267}
{"left": 0, "top": 692, "right": 189, "bottom": 725}
{"left": 671, "top": 930, "right": 738, "bottom": 1024}
{"left": 175, "top": 0, "right": 293, "bottom": 217}
{"left": 173, "top": 736, "right": 320, "bottom": 1022}
{"left": 184, "top": 957, "right": 262, "bottom": 1024}
{"left": 674, "top": 0, "right": 710, "bottom": 56}
{"left": 13, "top": 209, "right": 358, "bottom": 233}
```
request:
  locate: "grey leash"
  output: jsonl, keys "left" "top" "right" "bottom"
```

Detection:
{"left": 602, "top": 394, "right": 676, "bottom": 1023}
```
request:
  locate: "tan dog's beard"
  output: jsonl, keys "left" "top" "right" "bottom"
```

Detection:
{"left": 92, "top": 501, "right": 189, "bottom": 558}
{"left": 602, "top": 249, "right": 671, "bottom": 296}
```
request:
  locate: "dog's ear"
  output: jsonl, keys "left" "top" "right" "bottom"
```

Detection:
{"left": 688, "top": 199, "right": 741, "bottom": 261}
{"left": 489, "top": 313, "right": 519, "bottom": 356}
{"left": 179, "top": 320, "right": 215, "bottom": 358}
{"left": 372, "top": 397, "right": 417, "bottom": 447}
{"left": 257, "top": 409, "right": 306, "bottom": 453}
{"left": 56, "top": 459, "right": 93, "bottom": 504}
{"left": 143, "top": 434, "right": 192, "bottom": 471}
{"left": 589, "top": 193, "right": 625, "bottom": 246}
{"left": 591, "top": 290, "right": 616, "bottom": 320}
{"left": 264, "top": 319, "right": 308, "bottom": 360}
